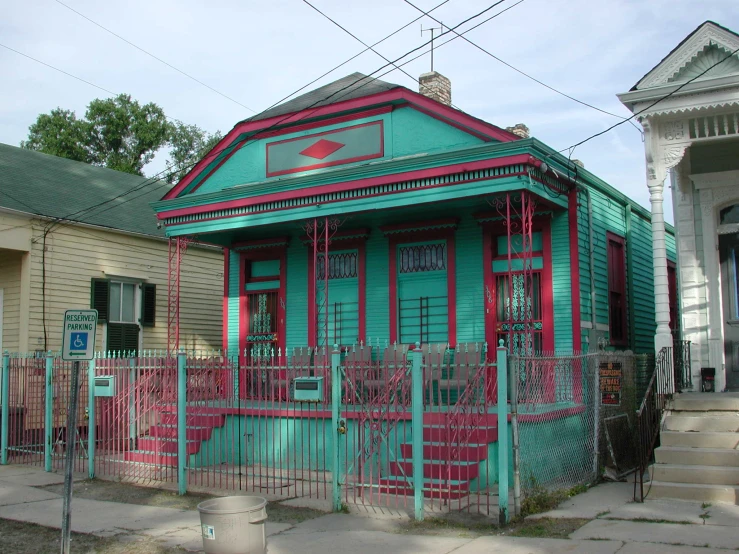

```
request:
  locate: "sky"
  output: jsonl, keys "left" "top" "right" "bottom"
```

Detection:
{"left": 2, "top": 0, "right": 739, "bottom": 224}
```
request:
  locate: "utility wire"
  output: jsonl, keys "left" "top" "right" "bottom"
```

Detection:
{"left": 29, "top": 1, "right": 517, "bottom": 234}
{"left": 54, "top": 0, "right": 256, "bottom": 113}
{"left": 0, "top": 42, "right": 116, "bottom": 95}
{"left": 402, "top": 0, "right": 641, "bottom": 132}
{"left": 48, "top": 0, "right": 514, "bottom": 230}
{"left": 261, "top": 0, "right": 452, "bottom": 113}
{"left": 556, "top": 45, "right": 739, "bottom": 156}
{"left": 301, "top": 0, "right": 489, "bottom": 113}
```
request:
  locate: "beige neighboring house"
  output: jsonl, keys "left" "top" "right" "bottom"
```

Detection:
{"left": 0, "top": 143, "right": 224, "bottom": 355}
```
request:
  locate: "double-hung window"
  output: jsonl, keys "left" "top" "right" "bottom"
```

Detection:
{"left": 91, "top": 278, "right": 156, "bottom": 354}
{"left": 607, "top": 233, "right": 627, "bottom": 346}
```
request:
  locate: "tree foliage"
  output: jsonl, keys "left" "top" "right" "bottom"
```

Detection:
{"left": 21, "top": 94, "right": 221, "bottom": 183}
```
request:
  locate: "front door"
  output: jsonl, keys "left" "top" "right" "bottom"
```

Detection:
{"left": 719, "top": 232, "right": 739, "bottom": 391}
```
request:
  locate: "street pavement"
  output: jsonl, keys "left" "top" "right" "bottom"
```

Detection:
{"left": 0, "top": 464, "right": 738, "bottom": 553}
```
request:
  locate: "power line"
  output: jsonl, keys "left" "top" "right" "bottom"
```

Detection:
{"left": 301, "top": 0, "right": 504, "bottom": 113}
{"left": 0, "top": 188, "right": 46, "bottom": 215}
{"left": 557, "top": 45, "right": 739, "bottom": 156}
{"left": 266, "top": 0, "right": 452, "bottom": 112}
{"left": 402, "top": 0, "right": 642, "bottom": 132}
{"left": 33, "top": 2, "right": 516, "bottom": 234}
{"left": 53, "top": 0, "right": 256, "bottom": 114}
{"left": 0, "top": 42, "right": 116, "bottom": 95}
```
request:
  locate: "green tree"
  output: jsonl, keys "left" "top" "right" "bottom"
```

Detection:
{"left": 166, "top": 121, "right": 222, "bottom": 184}
{"left": 84, "top": 94, "right": 169, "bottom": 175}
{"left": 21, "top": 108, "right": 90, "bottom": 163}
{"left": 21, "top": 95, "right": 220, "bottom": 182}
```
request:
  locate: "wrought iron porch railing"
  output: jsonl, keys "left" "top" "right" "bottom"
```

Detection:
{"left": 673, "top": 340, "right": 692, "bottom": 393}
{"left": 634, "top": 346, "right": 672, "bottom": 502}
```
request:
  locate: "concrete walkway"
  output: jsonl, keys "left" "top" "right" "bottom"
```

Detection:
{"left": 0, "top": 465, "right": 738, "bottom": 553}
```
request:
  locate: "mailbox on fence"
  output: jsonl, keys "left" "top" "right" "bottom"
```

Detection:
{"left": 293, "top": 376, "right": 324, "bottom": 402}
{"left": 93, "top": 376, "right": 116, "bottom": 397}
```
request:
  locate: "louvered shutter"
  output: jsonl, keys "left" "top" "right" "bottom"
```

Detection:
{"left": 107, "top": 323, "right": 139, "bottom": 355}
{"left": 90, "top": 278, "right": 110, "bottom": 322}
{"left": 141, "top": 283, "right": 156, "bottom": 327}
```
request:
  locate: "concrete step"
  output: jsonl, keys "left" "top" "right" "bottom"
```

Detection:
{"left": 661, "top": 430, "right": 739, "bottom": 449}
{"left": 389, "top": 460, "right": 480, "bottom": 481}
{"left": 422, "top": 426, "right": 498, "bottom": 443}
{"left": 652, "top": 463, "right": 739, "bottom": 485}
{"left": 648, "top": 480, "right": 739, "bottom": 504}
{"left": 655, "top": 446, "right": 739, "bottom": 466}
{"left": 673, "top": 394, "right": 739, "bottom": 412}
{"left": 664, "top": 414, "right": 739, "bottom": 432}
{"left": 399, "top": 443, "right": 488, "bottom": 462}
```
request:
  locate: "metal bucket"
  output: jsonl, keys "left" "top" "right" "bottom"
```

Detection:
{"left": 197, "top": 496, "right": 268, "bottom": 554}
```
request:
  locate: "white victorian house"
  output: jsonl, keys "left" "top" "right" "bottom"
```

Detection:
{"left": 619, "top": 21, "right": 739, "bottom": 393}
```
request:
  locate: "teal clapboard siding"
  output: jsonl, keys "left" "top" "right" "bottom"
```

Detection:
{"left": 551, "top": 212, "right": 573, "bottom": 352}
{"left": 286, "top": 239, "right": 308, "bottom": 350}
{"left": 390, "top": 107, "right": 484, "bottom": 157}
{"left": 365, "top": 233, "right": 389, "bottom": 343}
{"left": 228, "top": 250, "right": 240, "bottom": 352}
{"left": 631, "top": 213, "right": 657, "bottom": 353}
{"left": 455, "top": 218, "right": 484, "bottom": 344}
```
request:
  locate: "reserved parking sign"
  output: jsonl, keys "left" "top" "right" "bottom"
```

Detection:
{"left": 62, "top": 310, "right": 98, "bottom": 361}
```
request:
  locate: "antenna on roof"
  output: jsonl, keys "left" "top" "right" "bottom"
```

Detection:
{"left": 421, "top": 23, "right": 443, "bottom": 72}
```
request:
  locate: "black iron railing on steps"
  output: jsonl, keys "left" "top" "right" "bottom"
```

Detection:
{"left": 673, "top": 339, "right": 692, "bottom": 393}
{"left": 634, "top": 346, "right": 672, "bottom": 502}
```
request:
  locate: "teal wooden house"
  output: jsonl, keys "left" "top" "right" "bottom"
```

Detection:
{"left": 153, "top": 72, "right": 677, "bottom": 359}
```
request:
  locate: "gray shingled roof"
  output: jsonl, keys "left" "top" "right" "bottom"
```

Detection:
{"left": 0, "top": 143, "right": 169, "bottom": 237}
{"left": 242, "top": 72, "right": 402, "bottom": 123}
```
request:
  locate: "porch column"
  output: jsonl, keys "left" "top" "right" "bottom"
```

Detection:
{"left": 644, "top": 120, "right": 673, "bottom": 357}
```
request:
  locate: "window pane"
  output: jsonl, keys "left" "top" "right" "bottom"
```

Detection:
{"left": 109, "top": 283, "right": 121, "bottom": 322}
{"left": 122, "top": 283, "right": 135, "bottom": 322}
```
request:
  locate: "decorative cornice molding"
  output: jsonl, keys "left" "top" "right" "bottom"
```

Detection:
{"left": 473, "top": 211, "right": 554, "bottom": 224}
{"left": 232, "top": 236, "right": 290, "bottom": 251}
{"left": 380, "top": 218, "right": 459, "bottom": 236}
{"left": 691, "top": 169, "right": 739, "bottom": 190}
{"left": 639, "top": 24, "right": 739, "bottom": 90}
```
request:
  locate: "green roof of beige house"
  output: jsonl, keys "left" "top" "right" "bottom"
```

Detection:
{"left": 0, "top": 143, "right": 170, "bottom": 237}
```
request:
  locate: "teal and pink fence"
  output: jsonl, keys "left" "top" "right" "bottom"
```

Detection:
{"left": 0, "top": 343, "right": 593, "bottom": 520}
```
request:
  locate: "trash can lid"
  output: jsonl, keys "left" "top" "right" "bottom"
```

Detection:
{"left": 197, "top": 496, "right": 267, "bottom": 515}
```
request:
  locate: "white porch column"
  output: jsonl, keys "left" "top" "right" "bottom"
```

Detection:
{"left": 644, "top": 121, "right": 673, "bottom": 355}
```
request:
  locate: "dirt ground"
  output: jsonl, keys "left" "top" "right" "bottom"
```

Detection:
{"left": 0, "top": 519, "right": 188, "bottom": 554}
{"left": 40, "top": 478, "right": 327, "bottom": 524}
{"left": 398, "top": 514, "right": 589, "bottom": 539}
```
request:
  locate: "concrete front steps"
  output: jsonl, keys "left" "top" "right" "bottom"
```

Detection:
{"left": 649, "top": 393, "right": 739, "bottom": 504}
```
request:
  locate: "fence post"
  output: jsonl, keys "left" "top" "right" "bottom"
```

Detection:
{"left": 331, "top": 345, "right": 342, "bottom": 512}
{"left": 177, "top": 350, "right": 187, "bottom": 495}
{"left": 128, "top": 358, "right": 136, "bottom": 450}
{"left": 496, "top": 340, "right": 509, "bottom": 525}
{"left": 45, "top": 353, "right": 54, "bottom": 472}
{"left": 592, "top": 355, "right": 601, "bottom": 477}
{"left": 1, "top": 351, "right": 9, "bottom": 465}
{"left": 87, "top": 358, "right": 96, "bottom": 479}
{"left": 508, "top": 351, "right": 521, "bottom": 517}
{"left": 411, "top": 342, "right": 424, "bottom": 521}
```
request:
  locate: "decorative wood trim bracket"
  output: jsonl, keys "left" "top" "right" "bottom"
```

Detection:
{"left": 300, "top": 228, "right": 370, "bottom": 245}
{"left": 380, "top": 218, "right": 459, "bottom": 236}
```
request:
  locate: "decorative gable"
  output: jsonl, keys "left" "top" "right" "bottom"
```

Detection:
{"left": 636, "top": 22, "right": 739, "bottom": 90}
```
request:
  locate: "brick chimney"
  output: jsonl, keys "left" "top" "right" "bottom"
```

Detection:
{"left": 505, "top": 123, "right": 530, "bottom": 139}
{"left": 419, "top": 71, "right": 451, "bottom": 106}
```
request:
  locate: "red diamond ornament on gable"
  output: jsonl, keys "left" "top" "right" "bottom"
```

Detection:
{"left": 299, "top": 139, "right": 345, "bottom": 160}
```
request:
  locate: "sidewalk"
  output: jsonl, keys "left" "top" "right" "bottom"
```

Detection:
{"left": 1, "top": 464, "right": 738, "bottom": 553}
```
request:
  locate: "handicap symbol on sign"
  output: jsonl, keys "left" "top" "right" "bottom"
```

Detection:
{"left": 70, "top": 332, "right": 88, "bottom": 351}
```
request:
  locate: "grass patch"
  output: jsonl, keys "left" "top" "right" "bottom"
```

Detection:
{"left": 0, "top": 519, "right": 186, "bottom": 554}
{"left": 510, "top": 518, "right": 589, "bottom": 539}
{"left": 520, "top": 483, "right": 589, "bottom": 517}
{"left": 605, "top": 517, "right": 693, "bottom": 525}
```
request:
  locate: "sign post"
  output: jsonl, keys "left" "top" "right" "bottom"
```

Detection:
{"left": 60, "top": 309, "right": 97, "bottom": 554}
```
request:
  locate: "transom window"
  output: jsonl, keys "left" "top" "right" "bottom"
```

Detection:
{"left": 398, "top": 243, "right": 446, "bottom": 273}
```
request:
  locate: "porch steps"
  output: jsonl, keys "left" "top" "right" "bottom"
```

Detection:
{"left": 648, "top": 392, "right": 739, "bottom": 504}
{"left": 376, "top": 476, "right": 471, "bottom": 499}
{"left": 124, "top": 408, "right": 228, "bottom": 466}
{"left": 376, "top": 418, "right": 498, "bottom": 500}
